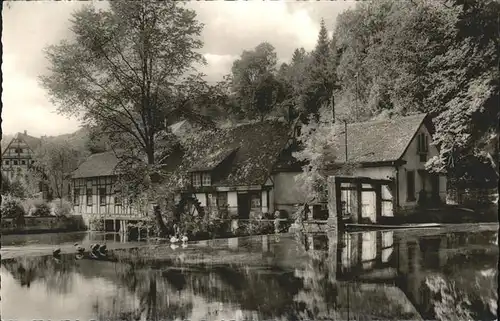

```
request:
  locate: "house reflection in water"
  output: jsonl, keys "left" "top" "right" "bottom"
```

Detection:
{"left": 305, "top": 229, "right": 499, "bottom": 320}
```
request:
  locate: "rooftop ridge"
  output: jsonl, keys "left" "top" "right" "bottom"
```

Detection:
{"left": 333, "top": 113, "right": 427, "bottom": 127}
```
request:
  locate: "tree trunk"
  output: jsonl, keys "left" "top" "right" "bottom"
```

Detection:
{"left": 154, "top": 205, "right": 169, "bottom": 237}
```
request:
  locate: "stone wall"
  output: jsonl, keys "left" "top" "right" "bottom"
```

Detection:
{"left": 1, "top": 215, "right": 86, "bottom": 235}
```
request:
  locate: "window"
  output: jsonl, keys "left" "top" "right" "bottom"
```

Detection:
{"left": 192, "top": 173, "right": 201, "bottom": 187}
{"left": 21, "top": 160, "right": 26, "bottom": 165}
{"left": 31, "top": 160, "right": 35, "bottom": 165}
{"left": 74, "top": 188, "right": 80, "bottom": 206}
{"left": 4, "top": 160, "right": 9, "bottom": 165}
{"left": 217, "top": 192, "right": 228, "bottom": 208}
{"left": 406, "top": 170, "right": 415, "bottom": 201}
{"left": 294, "top": 125, "right": 301, "bottom": 138}
{"left": 13, "top": 160, "right": 18, "bottom": 165}
{"left": 417, "top": 133, "right": 429, "bottom": 162}
{"left": 99, "top": 188, "right": 107, "bottom": 206}
{"left": 86, "top": 188, "right": 93, "bottom": 206}
{"left": 202, "top": 172, "right": 211, "bottom": 186}
{"left": 250, "top": 193, "right": 261, "bottom": 209}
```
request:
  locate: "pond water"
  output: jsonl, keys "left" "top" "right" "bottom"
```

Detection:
{"left": 1, "top": 225, "right": 498, "bottom": 321}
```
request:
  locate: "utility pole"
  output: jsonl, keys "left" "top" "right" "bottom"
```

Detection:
{"left": 332, "top": 95, "right": 335, "bottom": 124}
{"left": 344, "top": 120, "right": 348, "bottom": 162}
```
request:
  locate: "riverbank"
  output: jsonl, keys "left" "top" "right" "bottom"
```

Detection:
{"left": 1, "top": 222, "right": 497, "bottom": 261}
{"left": 1, "top": 215, "right": 86, "bottom": 236}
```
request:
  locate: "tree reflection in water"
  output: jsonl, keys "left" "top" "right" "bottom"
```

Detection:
{"left": 1, "top": 228, "right": 497, "bottom": 320}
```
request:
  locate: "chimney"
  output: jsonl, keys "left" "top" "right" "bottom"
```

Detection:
{"left": 24, "top": 130, "right": 27, "bottom": 135}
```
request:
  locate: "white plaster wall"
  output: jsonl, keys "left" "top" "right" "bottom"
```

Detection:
{"left": 261, "top": 190, "right": 269, "bottom": 214}
{"left": 352, "top": 166, "right": 395, "bottom": 180}
{"left": 227, "top": 192, "right": 238, "bottom": 207}
{"left": 195, "top": 193, "right": 207, "bottom": 207}
{"left": 400, "top": 124, "right": 447, "bottom": 208}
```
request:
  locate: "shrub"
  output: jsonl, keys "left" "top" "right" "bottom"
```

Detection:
{"left": 1, "top": 195, "right": 26, "bottom": 227}
{"left": 236, "top": 220, "right": 274, "bottom": 236}
{"left": 88, "top": 215, "right": 105, "bottom": 231}
{"left": 30, "top": 200, "right": 52, "bottom": 217}
{"left": 8, "top": 180, "right": 27, "bottom": 199}
{"left": 51, "top": 198, "right": 73, "bottom": 218}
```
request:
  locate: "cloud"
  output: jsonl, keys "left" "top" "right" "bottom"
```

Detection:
{"left": 190, "top": 1, "right": 320, "bottom": 60}
{"left": 1, "top": 54, "right": 81, "bottom": 137}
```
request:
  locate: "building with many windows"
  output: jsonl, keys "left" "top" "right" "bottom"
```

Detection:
{"left": 70, "top": 114, "right": 448, "bottom": 230}
{"left": 1, "top": 130, "right": 42, "bottom": 180}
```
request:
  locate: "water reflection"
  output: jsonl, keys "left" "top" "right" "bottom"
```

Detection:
{"left": 1, "top": 227, "right": 498, "bottom": 321}
{"left": 1, "top": 231, "right": 139, "bottom": 247}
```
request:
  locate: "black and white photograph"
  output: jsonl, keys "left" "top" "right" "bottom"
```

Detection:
{"left": 1, "top": 0, "right": 498, "bottom": 320}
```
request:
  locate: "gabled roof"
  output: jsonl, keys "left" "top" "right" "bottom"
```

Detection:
{"left": 188, "top": 120, "right": 291, "bottom": 186}
{"left": 16, "top": 132, "right": 42, "bottom": 151}
{"left": 330, "top": 113, "right": 428, "bottom": 164}
{"left": 2, "top": 132, "right": 42, "bottom": 155}
{"left": 72, "top": 151, "right": 119, "bottom": 179}
{"left": 72, "top": 120, "right": 292, "bottom": 186}
{"left": 189, "top": 147, "right": 239, "bottom": 172}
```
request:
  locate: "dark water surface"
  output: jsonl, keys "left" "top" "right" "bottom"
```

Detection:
{"left": 1, "top": 225, "right": 498, "bottom": 321}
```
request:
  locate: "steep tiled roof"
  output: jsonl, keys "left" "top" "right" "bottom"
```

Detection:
{"left": 194, "top": 121, "right": 291, "bottom": 186}
{"left": 16, "top": 132, "right": 42, "bottom": 151}
{"left": 330, "top": 113, "right": 428, "bottom": 164}
{"left": 189, "top": 147, "right": 239, "bottom": 172}
{"left": 2, "top": 132, "right": 42, "bottom": 155}
{"left": 72, "top": 151, "right": 119, "bottom": 178}
{"left": 72, "top": 120, "right": 292, "bottom": 186}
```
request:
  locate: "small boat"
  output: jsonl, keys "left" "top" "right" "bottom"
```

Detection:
{"left": 170, "top": 236, "right": 180, "bottom": 243}
{"left": 53, "top": 248, "right": 61, "bottom": 257}
{"left": 181, "top": 235, "right": 189, "bottom": 243}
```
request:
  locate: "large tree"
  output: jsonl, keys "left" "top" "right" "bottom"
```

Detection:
{"left": 279, "top": 20, "right": 338, "bottom": 124}
{"left": 33, "top": 140, "right": 82, "bottom": 200}
{"left": 41, "top": 1, "right": 221, "bottom": 193}
{"left": 230, "top": 42, "right": 285, "bottom": 121}
{"left": 303, "top": 19, "right": 338, "bottom": 122}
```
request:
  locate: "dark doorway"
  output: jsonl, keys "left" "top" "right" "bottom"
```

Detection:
{"left": 430, "top": 174, "right": 440, "bottom": 205}
{"left": 237, "top": 193, "right": 250, "bottom": 219}
{"left": 406, "top": 170, "right": 416, "bottom": 201}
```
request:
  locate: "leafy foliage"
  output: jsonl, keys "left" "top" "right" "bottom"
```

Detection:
{"left": 1, "top": 172, "right": 39, "bottom": 200}
{"left": 332, "top": 0, "right": 499, "bottom": 183}
{"left": 293, "top": 116, "right": 359, "bottom": 204}
{"left": 230, "top": 42, "right": 286, "bottom": 121}
{"left": 41, "top": 1, "right": 231, "bottom": 223}
{"left": 1, "top": 195, "right": 26, "bottom": 224}
{"left": 88, "top": 215, "right": 105, "bottom": 231}
{"left": 34, "top": 139, "right": 82, "bottom": 199}
{"left": 30, "top": 200, "right": 52, "bottom": 217}
{"left": 51, "top": 198, "right": 73, "bottom": 218}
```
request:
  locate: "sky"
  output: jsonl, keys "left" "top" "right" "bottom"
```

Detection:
{"left": 1, "top": 0, "right": 356, "bottom": 137}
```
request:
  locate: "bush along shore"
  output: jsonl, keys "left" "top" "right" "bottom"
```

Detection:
{"left": 1, "top": 195, "right": 86, "bottom": 235}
